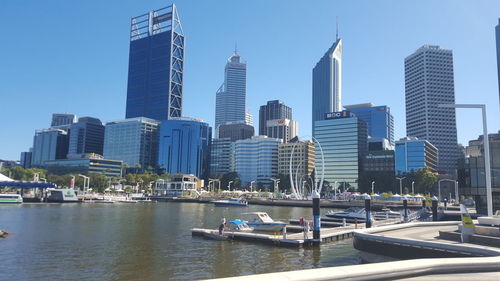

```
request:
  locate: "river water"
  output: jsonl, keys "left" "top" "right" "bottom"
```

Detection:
{"left": 0, "top": 203, "right": 388, "bottom": 281}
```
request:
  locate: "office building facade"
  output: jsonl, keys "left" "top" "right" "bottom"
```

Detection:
{"left": 312, "top": 37, "right": 342, "bottom": 134}
{"left": 278, "top": 139, "right": 315, "bottom": 180}
{"left": 158, "top": 118, "right": 211, "bottom": 180}
{"left": 234, "top": 136, "right": 281, "bottom": 187}
{"left": 126, "top": 5, "right": 184, "bottom": 120}
{"left": 364, "top": 150, "right": 395, "bottom": 173}
{"left": 496, "top": 19, "right": 500, "bottom": 104}
{"left": 404, "top": 45, "right": 458, "bottom": 174}
{"left": 51, "top": 113, "right": 76, "bottom": 128}
{"left": 103, "top": 117, "right": 160, "bottom": 171}
{"left": 31, "top": 129, "right": 69, "bottom": 167}
{"left": 344, "top": 103, "right": 394, "bottom": 146}
{"left": 313, "top": 112, "right": 367, "bottom": 190}
{"left": 464, "top": 132, "right": 500, "bottom": 212}
{"left": 215, "top": 50, "right": 248, "bottom": 131}
{"left": 209, "top": 138, "right": 232, "bottom": 177}
{"left": 67, "top": 117, "right": 105, "bottom": 158}
{"left": 218, "top": 122, "right": 254, "bottom": 141}
{"left": 44, "top": 155, "right": 122, "bottom": 178}
{"left": 258, "top": 100, "right": 292, "bottom": 136}
{"left": 265, "top": 119, "right": 298, "bottom": 143}
{"left": 395, "top": 137, "right": 438, "bottom": 175}
{"left": 20, "top": 151, "right": 32, "bottom": 169}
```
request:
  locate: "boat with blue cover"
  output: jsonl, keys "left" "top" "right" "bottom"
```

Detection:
{"left": 243, "top": 212, "right": 286, "bottom": 232}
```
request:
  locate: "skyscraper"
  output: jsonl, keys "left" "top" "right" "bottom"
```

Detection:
{"left": 312, "top": 36, "right": 342, "bottom": 134}
{"left": 404, "top": 45, "right": 458, "bottom": 174}
{"left": 126, "top": 5, "right": 184, "bottom": 120}
{"left": 103, "top": 117, "right": 160, "bottom": 171}
{"left": 344, "top": 103, "right": 395, "bottom": 146}
{"left": 496, "top": 19, "right": 500, "bottom": 104}
{"left": 215, "top": 50, "right": 248, "bottom": 131}
{"left": 395, "top": 137, "right": 438, "bottom": 175}
{"left": 258, "top": 100, "right": 292, "bottom": 136}
{"left": 51, "top": 113, "right": 76, "bottom": 128}
{"left": 67, "top": 117, "right": 105, "bottom": 158}
{"left": 31, "top": 129, "right": 69, "bottom": 167}
{"left": 158, "top": 118, "right": 212, "bottom": 180}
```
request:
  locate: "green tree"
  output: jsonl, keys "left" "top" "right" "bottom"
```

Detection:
{"left": 134, "top": 163, "right": 142, "bottom": 174}
{"left": 402, "top": 167, "right": 438, "bottom": 194}
{"left": 220, "top": 172, "right": 240, "bottom": 190}
{"left": 88, "top": 173, "right": 108, "bottom": 193}
{"left": 358, "top": 171, "right": 396, "bottom": 194}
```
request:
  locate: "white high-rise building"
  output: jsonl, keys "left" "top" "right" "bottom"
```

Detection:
{"left": 312, "top": 36, "right": 342, "bottom": 134}
{"left": 215, "top": 50, "right": 248, "bottom": 134}
{"left": 404, "top": 45, "right": 458, "bottom": 174}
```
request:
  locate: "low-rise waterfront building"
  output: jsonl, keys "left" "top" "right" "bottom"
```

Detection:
{"left": 395, "top": 137, "right": 438, "bottom": 175}
{"left": 43, "top": 154, "right": 122, "bottom": 177}
{"left": 155, "top": 174, "right": 201, "bottom": 197}
{"left": 313, "top": 111, "right": 368, "bottom": 190}
{"left": 234, "top": 136, "right": 281, "bottom": 187}
{"left": 103, "top": 117, "right": 160, "bottom": 172}
{"left": 158, "top": 118, "right": 212, "bottom": 180}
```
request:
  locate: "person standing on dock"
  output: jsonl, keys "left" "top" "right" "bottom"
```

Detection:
{"left": 219, "top": 217, "right": 226, "bottom": 235}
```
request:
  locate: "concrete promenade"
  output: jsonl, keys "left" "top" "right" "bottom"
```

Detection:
{"left": 204, "top": 256, "right": 500, "bottom": 281}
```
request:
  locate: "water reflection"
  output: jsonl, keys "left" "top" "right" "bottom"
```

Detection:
{"left": 0, "top": 203, "right": 374, "bottom": 281}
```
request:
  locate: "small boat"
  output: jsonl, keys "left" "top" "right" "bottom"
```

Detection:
{"left": 225, "top": 220, "right": 253, "bottom": 232}
{"left": 325, "top": 207, "right": 368, "bottom": 222}
{"left": 0, "top": 194, "right": 23, "bottom": 204}
{"left": 374, "top": 208, "right": 401, "bottom": 219}
{"left": 243, "top": 212, "right": 286, "bottom": 232}
{"left": 212, "top": 198, "right": 248, "bottom": 207}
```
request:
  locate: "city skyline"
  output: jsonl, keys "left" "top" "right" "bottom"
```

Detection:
{"left": 1, "top": 0, "right": 500, "bottom": 160}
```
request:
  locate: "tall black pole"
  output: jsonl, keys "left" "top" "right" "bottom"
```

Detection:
{"left": 312, "top": 191, "right": 321, "bottom": 245}
{"left": 403, "top": 196, "right": 408, "bottom": 222}
{"left": 432, "top": 196, "right": 438, "bottom": 221}
{"left": 422, "top": 198, "right": 426, "bottom": 209}
{"left": 365, "top": 195, "right": 372, "bottom": 228}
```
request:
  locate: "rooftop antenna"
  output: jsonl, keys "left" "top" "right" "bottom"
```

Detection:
{"left": 336, "top": 16, "right": 339, "bottom": 40}
{"left": 234, "top": 42, "right": 238, "bottom": 54}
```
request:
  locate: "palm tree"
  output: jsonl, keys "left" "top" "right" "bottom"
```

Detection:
{"left": 134, "top": 163, "right": 142, "bottom": 174}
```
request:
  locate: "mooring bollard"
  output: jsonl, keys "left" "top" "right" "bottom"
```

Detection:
{"left": 282, "top": 226, "right": 287, "bottom": 239}
{"left": 403, "top": 196, "right": 409, "bottom": 223}
{"left": 312, "top": 191, "right": 321, "bottom": 245}
{"left": 432, "top": 196, "right": 438, "bottom": 221}
{"left": 343, "top": 218, "right": 346, "bottom": 227}
{"left": 365, "top": 194, "right": 372, "bottom": 228}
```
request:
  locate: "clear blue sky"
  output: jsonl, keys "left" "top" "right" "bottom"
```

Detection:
{"left": 1, "top": 0, "right": 499, "bottom": 160}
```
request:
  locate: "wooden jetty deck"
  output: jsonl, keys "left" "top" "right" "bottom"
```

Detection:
{"left": 192, "top": 216, "right": 403, "bottom": 247}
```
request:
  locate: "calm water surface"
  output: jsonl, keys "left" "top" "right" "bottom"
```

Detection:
{"left": 1, "top": 202, "right": 376, "bottom": 281}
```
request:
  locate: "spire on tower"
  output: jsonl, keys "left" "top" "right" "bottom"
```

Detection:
{"left": 336, "top": 16, "right": 339, "bottom": 40}
{"left": 234, "top": 42, "right": 238, "bottom": 54}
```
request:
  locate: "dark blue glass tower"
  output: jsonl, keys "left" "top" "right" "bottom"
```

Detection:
{"left": 344, "top": 103, "right": 395, "bottom": 146}
{"left": 126, "top": 5, "right": 184, "bottom": 120}
{"left": 158, "top": 118, "right": 212, "bottom": 180}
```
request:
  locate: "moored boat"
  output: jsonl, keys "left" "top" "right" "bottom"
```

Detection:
{"left": 46, "top": 188, "right": 79, "bottom": 203}
{"left": 212, "top": 198, "right": 248, "bottom": 207}
{"left": 325, "top": 207, "right": 368, "bottom": 222}
{"left": 243, "top": 212, "right": 286, "bottom": 232}
{"left": 0, "top": 194, "right": 23, "bottom": 204}
{"left": 225, "top": 220, "right": 253, "bottom": 232}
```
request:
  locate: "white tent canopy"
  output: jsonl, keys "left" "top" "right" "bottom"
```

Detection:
{"left": 0, "top": 173, "right": 14, "bottom": 182}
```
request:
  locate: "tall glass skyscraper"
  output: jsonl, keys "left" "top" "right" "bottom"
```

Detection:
{"left": 103, "top": 117, "right": 160, "bottom": 171}
{"left": 344, "top": 103, "right": 395, "bottom": 146}
{"left": 258, "top": 100, "right": 292, "bottom": 136}
{"left": 158, "top": 118, "right": 212, "bottom": 180}
{"left": 404, "top": 45, "right": 458, "bottom": 174}
{"left": 215, "top": 50, "right": 248, "bottom": 133}
{"left": 31, "top": 129, "right": 69, "bottom": 167}
{"left": 312, "top": 37, "right": 342, "bottom": 134}
{"left": 126, "top": 5, "right": 184, "bottom": 120}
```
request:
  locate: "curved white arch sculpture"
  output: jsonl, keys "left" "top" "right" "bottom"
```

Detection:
{"left": 289, "top": 136, "right": 325, "bottom": 199}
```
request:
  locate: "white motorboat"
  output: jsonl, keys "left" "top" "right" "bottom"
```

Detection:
{"left": 325, "top": 207, "right": 368, "bottom": 221}
{"left": 225, "top": 220, "right": 254, "bottom": 232}
{"left": 243, "top": 212, "right": 286, "bottom": 232}
{"left": 212, "top": 198, "right": 248, "bottom": 207}
{"left": 0, "top": 194, "right": 22, "bottom": 204}
{"left": 374, "top": 208, "right": 402, "bottom": 219}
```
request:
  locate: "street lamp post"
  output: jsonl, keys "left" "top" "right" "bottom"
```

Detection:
{"left": 455, "top": 181, "right": 459, "bottom": 203}
{"left": 334, "top": 181, "right": 338, "bottom": 199}
{"left": 411, "top": 181, "right": 415, "bottom": 195}
{"left": 438, "top": 104, "right": 492, "bottom": 216}
{"left": 228, "top": 181, "right": 233, "bottom": 192}
{"left": 270, "top": 178, "right": 280, "bottom": 194}
{"left": 208, "top": 180, "right": 214, "bottom": 193}
{"left": 371, "top": 181, "right": 375, "bottom": 194}
{"left": 396, "top": 177, "right": 405, "bottom": 195}
{"left": 250, "top": 181, "right": 255, "bottom": 192}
